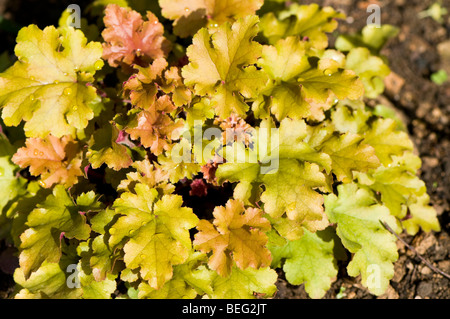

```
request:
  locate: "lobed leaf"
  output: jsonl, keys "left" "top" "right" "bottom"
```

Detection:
{"left": 182, "top": 15, "right": 268, "bottom": 118}
{"left": 14, "top": 260, "right": 82, "bottom": 299}
{"left": 18, "top": 186, "right": 96, "bottom": 278}
{"left": 87, "top": 122, "right": 133, "bottom": 171}
{"left": 110, "top": 183, "right": 198, "bottom": 289}
{"left": 138, "top": 252, "right": 214, "bottom": 299}
{"left": 216, "top": 118, "right": 332, "bottom": 235}
{"left": 0, "top": 25, "right": 103, "bottom": 138}
{"left": 324, "top": 183, "right": 399, "bottom": 296}
{"left": 319, "top": 131, "right": 380, "bottom": 183}
{"left": 362, "top": 118, "right": 413, "bottom": 166}
{"left": 125, "top": 96, "right": 184, "bottom": 156}
{"left": 258, "top": 36, "right": 364, "bottom": 121}
{"left": 260, "top": 3, "right": 345, "bottom": 49}
{"left": 269, "top": 228, "right": 345, "bottom": 299}
{"left": 12, "top": 135, "right": 83, "bottom": 188}
{"left": 159, "top": 0, "right": 264, "bottom": 37}
{"left": 194, "top": 199, "right": 272, "bottom": 277}
{"left": 102, "top": 4, "right": 171, "bottom": 67}
{"left": 344, "top": 47, "right": 391, "bottom": 98}
{"left": 210, "top": 266, "right": 277, "bottom": 299}
{"left": 0, "top": 133, "right": 27, "bottom": 216}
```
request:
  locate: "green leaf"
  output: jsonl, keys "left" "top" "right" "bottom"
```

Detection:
{"left": 182, "top": 15, "right": 268, "bottom": 118}
{"left": 79, "top": 264, "right": 117, "bottom": 299}
{"left": 18, "top": 186, "right": 92, "bottom": 278}
{"left": 356, "top": 153, "right": 426, "bottom": 218}
{"left": 185, "top": 98, "right": 215, "bottom": 128}
{"left": 319, "top": 131, "right": 380, "bottom": 183}
{"left": 217, "top": 118, "right": 332, "bottom": 234}
{"left": 0, "top": 25, "right": 103, "bottom": 138}
{"left": 157, "top": 141, "right": 201, "bottom": 183}
{"left": 0, "top": 133, "right": 27, "bottom": 215}
{"left": 58, "top": 8, "right": 100, "bottom": 42}
{"left": 295, "top": 60, "right": 364, "bottom": 112}
{"left": 260, "top": 37, "right": 310, "bottom": 82}
{"left": 356, "top": 151, "right": 439, "bottom": 235}
{"left": 419, "top": 3, "right": 448, "bottom": 24}
{"left": 373, "top": 104, "right": 407, "bottom": 132}
{"left": 259, "top": 3, "right": 345, "bottom": 49}
{"left": 269, "top": 227, "right": 345, "bottom": 299}
{"left": 257, "top": 37, "right": 312, "bottom": 120}
{"left": 335, "top": 24, "right": 399, "bottom": 54}
{"left": 210, "top": 266, "right": 277, "bottom": 299}
{"left": 330, "top": 100, "right": 371, "bottom": 134}
{"left": 108, "top": 184, "right": 159, "bottom": 247}
{"left": 110, "top": 183, "right": 199, "bottom": 289}
{"left": 87, "top": 122, "right": 133, "bottom": 171}
{"left": 138, "top": 252, "right": 213, "bottom": 299}
{"left": 258, "top": 37, "right": 364, "bottom": 121}
{"left": 76, "top": 240, "right": 117, "bottom": 298}
{"left": 14, "top": 260, "right": 82, "bottom": 299}
{"left": 138, "top": 274, "right": 197, "bottom": 299}
{"left": 7, "top": 182, "right": 52, "bottom": 249}
{"left": 260, "top": 160, "right": 327, "bottom": 222}
{"left": 345, "top": 47, "right": 391, "bottom": 98}
{"left": 430, "top": 69, "right": 448, "bottom": 85}
{"left": 76, "top": 191, "right": 104, "bottom": 212}
{"left": 324, "top": 183, "right": 399, "bottom": 296}
{"left": 363, "top": 118, "right": 413, "bottom": 166}
{"left": 403, "top": 193, "right": 440, "bottom": 235}
{"left": 90, "top": 208, "right": 116, "bottom": 235}
{"left": 86, "top": 234, "right": 118, "bottom": 281}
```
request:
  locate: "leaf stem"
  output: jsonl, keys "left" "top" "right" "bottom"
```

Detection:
{"left": 380, "top": 221, "right": 450, "bottom": 280}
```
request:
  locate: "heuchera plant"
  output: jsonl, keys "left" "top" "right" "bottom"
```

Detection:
{"left": 0, "top": 0, "right": 440, "bottom": 299}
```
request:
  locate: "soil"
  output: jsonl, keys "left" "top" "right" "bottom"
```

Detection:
{"left": 0, "top": 0, "right": 449, "bottom": 299}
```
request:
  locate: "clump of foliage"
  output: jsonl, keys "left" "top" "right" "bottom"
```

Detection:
{"left": 0, "top": 0, "right": 440, "bottom": 299}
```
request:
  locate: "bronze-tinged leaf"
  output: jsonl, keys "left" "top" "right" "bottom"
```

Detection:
{"left": 12, "top": 135, "right": 82, "bottom": 188}
{"left": 159, "top": 0, "right": 264, "bottom": 37}
{"left": 125, "top": 96, "right": 184, "bottom": 156}
{"left": 102, "top": 4, "right": 171, "bottom": 67}
{"left": 194, "top": 199, "right": 272, "bottom": 277}
{"left": 123, "top": 58, "right": 168, "bottom": 109}
{"left": 161, "top": 66, "right": 192, "bottom": 107}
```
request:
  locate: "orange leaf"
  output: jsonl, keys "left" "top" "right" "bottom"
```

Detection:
{"left": 102, "top": 4, "right": 171, "bottom": 67}
{"left": 194, "top": 199, "right": 272, "bottom": 277}
{"left": 12, "top": 135, "right": 83, "bottom": 188}
{"left": 126, "top": 96, "right": 183, "bottom": 155}
{"left": 124, "top": 58, "right": 168, "bottom": 109}
{"left": 161, "top": 66, "right": 192, "bottom": 107}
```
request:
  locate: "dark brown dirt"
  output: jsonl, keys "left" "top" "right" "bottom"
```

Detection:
{"left": 0, "top": 0, "right": 449, "bottom": 299}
